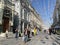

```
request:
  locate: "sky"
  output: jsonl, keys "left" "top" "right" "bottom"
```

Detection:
{"left": 30, "top": 0, "right": 56, "bottom": 28}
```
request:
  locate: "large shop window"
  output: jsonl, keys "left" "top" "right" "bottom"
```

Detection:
{"left": 3, "top": 7, "right": 12, "bottom": 19}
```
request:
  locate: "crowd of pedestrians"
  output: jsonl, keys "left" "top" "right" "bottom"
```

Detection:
{"left": 5, "top": 26, "right": 39, "bottom": 43}
{"left": 23, "top": 27, "right": 39, "bottom": 43}
{"left": 5, "top": 26, "right": 57, "bottom": 43}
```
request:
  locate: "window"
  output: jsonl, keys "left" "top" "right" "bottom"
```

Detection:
{"left": 24, "top": 9, "right": 27, "bottom": 20}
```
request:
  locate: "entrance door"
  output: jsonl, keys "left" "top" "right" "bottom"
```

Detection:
{"left": 3, "top": 17, "right": 9, "bottom": 33}
{"left": 2, "top": 7, "right": 11, "bottom": 33}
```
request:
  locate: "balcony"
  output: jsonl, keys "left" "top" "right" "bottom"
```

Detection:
{"left": 21, "top": 0, "right": 29, "bottom": 7}
{"left": 4, "top": 0, "right": 15, "bottom": 9}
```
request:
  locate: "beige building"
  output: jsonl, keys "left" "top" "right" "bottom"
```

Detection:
{"left": 20, "top": 0, "right": 43, "bottom": 33}
{"left": 0, "top": 0, "right": 43, "bottom": 33}
{"left": 29, "top": 5, "right": 43, "bottom": 30}
{"left": 20, "top": 0, "right": 30, "bottom": 33}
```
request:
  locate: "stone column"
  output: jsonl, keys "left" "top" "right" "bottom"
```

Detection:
{"left": 12, "top": 0, "right": 15, "bottom": 32}
{"left": 22, "top": 9, "right": 24, "bottom": 33}
{"left": 27, "top": 12, "right": 28, "bottom": 29}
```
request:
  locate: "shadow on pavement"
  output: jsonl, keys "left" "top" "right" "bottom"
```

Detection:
{"left": 40, "top": 40, "right": 46, "bottom": 44}
{"left": 27, "top": 38, "right": 31, "bottom": 42}
{"left": 6, "top": 37, "right": 14, "bottom": 39}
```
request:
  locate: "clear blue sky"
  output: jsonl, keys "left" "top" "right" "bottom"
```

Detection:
{"left": 30, "top": 0, "right": 56, "bottom": 28}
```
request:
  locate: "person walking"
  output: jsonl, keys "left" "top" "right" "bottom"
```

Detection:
{"left": 49, "top": 28, "right": 52, "bottom": 35}
{"left": 27, "top": 29, "right": 30, "bottom": 38}
{"left": 13, "top": 12, "right": 19, "bottom": 38}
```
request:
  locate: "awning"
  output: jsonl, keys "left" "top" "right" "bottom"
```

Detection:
{"left": 54, "top": 26, "right": 60, "bottom": 28}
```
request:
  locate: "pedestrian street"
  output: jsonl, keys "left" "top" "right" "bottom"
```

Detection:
{"left": 0, "top": 32, "right": 59, "bottom": 45}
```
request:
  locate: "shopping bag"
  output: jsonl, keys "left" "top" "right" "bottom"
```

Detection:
{"left": 22, "top": 36, "right": 25, "bottom": 41}
{"left": 19, "top": 31, "right": 21, "bottom": 37}
{"left": 19, "top": 34, "right": 21, "bottom": 37}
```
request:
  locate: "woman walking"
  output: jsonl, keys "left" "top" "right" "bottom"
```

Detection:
{"left": 24, "top": 28, "right": 28, "bottom": 43}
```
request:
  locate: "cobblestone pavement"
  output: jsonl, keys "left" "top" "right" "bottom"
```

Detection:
{"left": 0, "top": 32, "right": 59, "bottom": 45}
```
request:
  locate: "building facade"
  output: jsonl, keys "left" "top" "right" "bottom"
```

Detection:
{"left": 20, "top": 0, "right": 30, "bottom": 33}
{"left": 0, "top": 0, "right": 15, "bottom": 33}
{"left": 20, "top": 0, "right": 43, "bottom": 33}
{"left": 29, "top": 5, "right": 43, "bottom": 31}
{"left": 53, "top": 0, "right": 60, "bottom": 28}
{"left": 0, "top": 0, "right": 43, "bottom": 33}
{"left": 52, "top": 0, "right": 60, "bottom": 34}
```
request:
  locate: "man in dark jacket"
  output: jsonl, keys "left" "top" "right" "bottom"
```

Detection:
{"left": 13, "top": 12, "right": 19, "bottom": 38}
{"left": 49, "top": 28, "right": 52, "bottom": 35}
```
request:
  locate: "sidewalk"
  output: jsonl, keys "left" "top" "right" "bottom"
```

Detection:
{"left": 0, "top": 32, "right": 15, "bottom": 37}
{"left": 0, "top": 32, "right": 59, "bottom": 45}
{"left": 0, "top": 32, "right": 15, "bottom": 41}
{"left": 50, "top": 34, "right": 60, "bottom": 45}
{"left": 0, "top": 33, "right": 6, "bottom": 37}
{"left": 0, "top": 31, "right": 41, "bottom": 45}
{"left": 0, "top": 32, "right": 24, "bottom": 45}
{"left": 0, "top": 33, "right": 6, "bottom": 41}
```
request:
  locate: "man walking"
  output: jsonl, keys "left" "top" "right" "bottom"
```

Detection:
{"left": 49, "top": 28, "right": 52, "bottom": 35}
{"left": 14, "top": 12, "right": 19, "bottom": 38}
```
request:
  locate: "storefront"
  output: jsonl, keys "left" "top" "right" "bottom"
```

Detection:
{"left": 2, "top": 7, "right": 12, "bottom": 33}
{"left": 0, "top": 6, "right": 3, "bottom": 33}
{"left": 0, "top": 1, "right": 4, "bottom": 33}
{"left": 0, "top": 0, "right": 15, "bottom": 33}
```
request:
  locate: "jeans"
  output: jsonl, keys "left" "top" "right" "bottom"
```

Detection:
{"left": 24, "top": 35, "right": 28, "bottom": 42}
{"left": 15, "top": 32, "right": 18, "bottom": 38}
